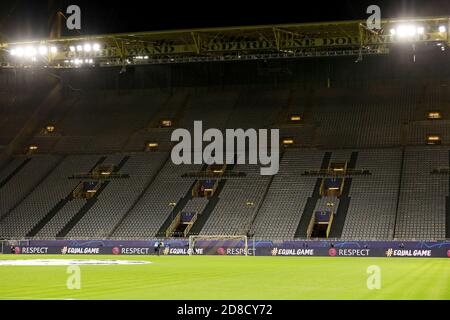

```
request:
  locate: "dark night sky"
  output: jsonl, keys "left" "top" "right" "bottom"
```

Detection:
{"left": 1, "top": 0, "right": 450, "bottom": 41}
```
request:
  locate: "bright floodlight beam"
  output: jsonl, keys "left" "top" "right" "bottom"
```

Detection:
{"left": 24, "top": 46, "right": 37, "bottom": 57}
{"left": 38, "top": 46, "right": 48, "bottom": 55}
{"left": 397, "top": 25, "right": 416, "bottom": 38}
{"left": 16, "top": 47, "right": 24, "bottom": 57}
{"left": 439, "top": 25, "right": 446, "bottom": 32}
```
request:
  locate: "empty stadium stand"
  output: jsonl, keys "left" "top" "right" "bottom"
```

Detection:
{"left": 1, "top": 52, "right": 450, "bottom": 241}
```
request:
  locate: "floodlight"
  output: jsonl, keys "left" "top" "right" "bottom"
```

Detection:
{"left": 93, "top": 43, "right": 100, "bottom": 51}
{"left": 417, "top": 26, "right": 424, "bottom": 34}
{"left": 439, "top": 25, "right": 446, "bottom": 32}
{"left": 390, "top": 28, "right": 396, "bottom": 35}
{"left": 69, "top": 46, "right": 75, "bottom": 52}
{"left": 397, "top": 25, "right": 416, "bottom": 38}
{"left": 76, "top": 45, "right": 83, "bottom": 51}
{"left": 16, "top": 47, "right": 24, "bottom": 57}
{"left": 38, "top": 46, "right": 48, "bottom": 55}
{"left": 84, "top": 43, "right": 91, "bottom": 52}
{"left": 50, "top": 46, "right": 57, "bottom": 53}
{"left": 10, "top": 49, "right": 16, "bottom": 56}
{"left": 24, "top": 46, "right": 37, "bottom": 57}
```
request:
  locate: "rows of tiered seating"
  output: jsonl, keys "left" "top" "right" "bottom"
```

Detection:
{"left": 1, "top": 60, "right": 450, "bottom": 241}
{"left": 250, "top": 150, "right": 323, "bottom": 239}
{"left": 0, "top": 156, "right": 62, "bottom": 217}
{"left": 342, "top": 149, "right": 401, "bottom": 239}
{"left": 311, "top": 87, "right": 416, "bottom": 148}
{"left": 35, "top": 199, "right": 86, "bottom": 238}
{"left": 66, "top": 153, "right": 167, "bottom": 238}
{"left": 0, "top": 155, "right": 98, "bottom": 237}
{"left": 110, "top": 156, "right": 202, "bottom": 238}
{"left": 396, "top": 147, "right": 448, "bottom": 240}
{"left": 200, "top": 163, "right": 271, "bottom": 236}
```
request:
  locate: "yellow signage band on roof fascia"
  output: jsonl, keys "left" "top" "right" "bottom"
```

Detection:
{"left": 2, "top": 15, "right": 450, "bottom": 67}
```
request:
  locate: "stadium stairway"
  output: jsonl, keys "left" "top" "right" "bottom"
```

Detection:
{"left": 0, "top": 155, "right": 65, "bottom": 223}
{"left": 89, "top": 156, "right": 107, "bottom": 172}
{"left": 51, "top": 155, "right": 109, "bottom": 237}
{"left": 26, "top": 194, "right": 73, "bottom": 237}
{"left": 245, "top": 150, "right": 286, "bottom": 236}
{"left": 155, "top": 182, "right": 196, "bottom": 237}
{"left": 114, "top": 155, "right": 130, "bottom": 172}
{"left": 155, "top": 163, "right": 210, "bottom": 237}
{"left": 56, "top": 181, "right": 110, "bottom": 237}
{"left": 187, "top": 185, "right": 223, "bottom": 236}
{"left": 108, "top": 152, "right": 171, "bottom": 238}
{"left": 187, "top": 163, "right": 237, "bottom": 236}
{"left": 156, "top": 162, "right": 230, "bottom": 237}
{"left": 0, "top": 158, "right": 31, "bottom": 189}
{"left": 446, "top": 150, "right": 450, "bottom": 239}
{"left": 328, "top": 152, "right": 358, "bottom": 238}
{"left": 294, "top": 152, "right": 332, "bottom": 238}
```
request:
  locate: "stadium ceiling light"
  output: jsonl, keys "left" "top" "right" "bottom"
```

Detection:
{"left": 84, "top": 43, "right": 91, "bottom": 52}
{"left": 50, "top": 46, "right": 57, "bottom": 53}
{"left": 397, "top": 25, "right": 416, "bottom": 38}
{"left": 24, "top": 46, "right": 37, "bottom": 57}
{"left": 439, "top": 25, "right": 446, "bottom": 32}
{"left": 417, "top": 26, "right": 424, "bottom": 34}
{"left": 76, "top": 45, "right": 83, "bottom": 51}
{"left": 93, "top": 43, "right": 100, "bottom": 51}
{"left": 69, "top": 46, "right": 75, "bottom": 52}
{"left": 10, "top": 49, "right": 16, "bottom": 56}
{"left": 38, "top": 45, "right": 48, "bottom": 55}
{"left": 389, "top": 28, "right": 396, "bottom": 35}
{"left": 16, "top": 47, "right": 24, "bottom": 57}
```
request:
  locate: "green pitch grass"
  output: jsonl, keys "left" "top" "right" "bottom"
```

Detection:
{"left": 0, "top": 255, "right": 449, "bottom": 300}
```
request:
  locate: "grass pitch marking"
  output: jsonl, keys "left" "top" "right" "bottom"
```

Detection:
{"left": 0, "top": 259, "right": 152, "bottom": 266}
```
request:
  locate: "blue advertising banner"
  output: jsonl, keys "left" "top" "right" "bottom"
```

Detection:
{"left": 5, "top": 240, "right": 450, "bottom": 258}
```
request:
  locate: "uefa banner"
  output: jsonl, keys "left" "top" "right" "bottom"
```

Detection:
{"left": 5, "top": 240, "right": 450, "bottom": 258}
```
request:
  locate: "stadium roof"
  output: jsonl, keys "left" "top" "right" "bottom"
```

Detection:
{"left": 1, "top": 16, "right": 449, "bottom": 67}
